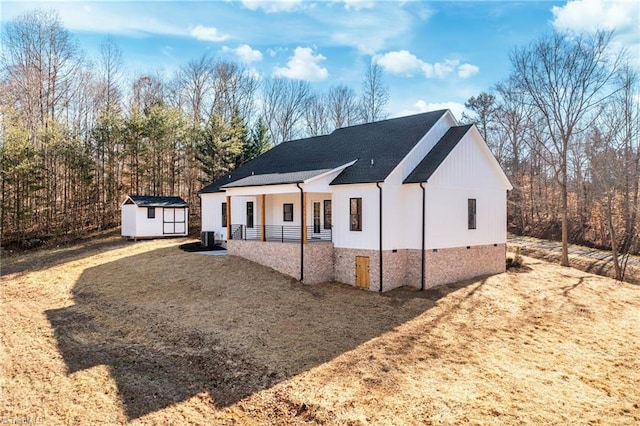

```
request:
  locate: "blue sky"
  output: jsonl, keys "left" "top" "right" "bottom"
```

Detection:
{"left": 2, "top": 0, "right": 638, "bottom": 119}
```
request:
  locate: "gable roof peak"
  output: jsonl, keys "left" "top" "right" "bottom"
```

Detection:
{"left": 199, "top": 109, "right": 450, "bottom": 193}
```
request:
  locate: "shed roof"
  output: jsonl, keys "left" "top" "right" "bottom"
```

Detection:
{"left": 199, "top": 109, "right": 448, "bottom": 193}
{"left": 404, "top": 125, "right": 473, "bottom": 184}
{"left": 126, "top": 196, "right": 189, "bottom": 208}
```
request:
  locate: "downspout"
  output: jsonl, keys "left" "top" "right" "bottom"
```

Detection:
{"left": 296, "top": 183, "right": 304, "bottom": 282}
{"left": 376, "top": 182, "right": 383, "bottom": 292}
{"left": 419, "top": 182, "right": 426, "bottom": 290}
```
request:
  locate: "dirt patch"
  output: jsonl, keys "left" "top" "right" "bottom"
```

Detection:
{"left": 2, "top": 238, "right": 639, "bottom": 424}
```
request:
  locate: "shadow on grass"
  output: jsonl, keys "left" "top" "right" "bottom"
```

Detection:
{"left": 2, "top": 235, "right": 128, "bottom": 276}
{"left": 45, "top": 245, "right": 482, "bottom": 420}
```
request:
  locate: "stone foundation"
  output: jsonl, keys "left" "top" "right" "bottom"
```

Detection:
{"left": 381, "top": 250, "right": 408, "bottom": 292}
{"left": 229, "top": 240, "right": 506, "bottom": 292}
{"left": 303, "top": 242, "right": 334, "bottom": 284}
{"left": 228, "top": 240, "right": 300, "bottom": 279}
{"left": 227, "top": 240, "right": 334, "bottom": 284}
{"left": 334, "top": 248, "right": 380, "bottom": 291}
{"left": 423, "top": 243, "right": 506, "bottom": 289}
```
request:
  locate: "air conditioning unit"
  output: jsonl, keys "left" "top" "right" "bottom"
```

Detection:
{"left": 201, "top": 231, "right": 215, "bottom": 248}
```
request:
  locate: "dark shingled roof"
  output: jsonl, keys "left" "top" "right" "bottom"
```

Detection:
{"left": 222, "top": 169, "right": 333, "bottom": 188}
{"left": 128, "top": 195, "right": 189, "bottom": 208}
{"left": 404, "top": 125, "right": 473, "bottom": 184}
{"left": 199, "top": 110, "right": 448, "bottom": 193}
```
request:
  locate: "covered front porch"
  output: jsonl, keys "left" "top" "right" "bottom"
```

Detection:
{"left": 217, "top": 164, "right": 354, "bottom": 284}
{"left": 230, "top": 224, "right": 331, "bottom": 243}
{"left": 223, "top": 186, "right": 333, "bottom": 244}
{"left": 222, "top": 184, "right": 336, "bottom": 283}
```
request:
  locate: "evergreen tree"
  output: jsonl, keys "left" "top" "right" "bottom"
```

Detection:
{"left": 243, "top": 117, "right": 272, "bottom": 163}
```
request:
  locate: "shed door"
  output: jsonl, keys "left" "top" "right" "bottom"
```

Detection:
{"left": 174, "top": 208, "right": 186, "bottom": 234}
{"left": 355, "top": 256, "right": 370, "bottom": 289}
{"left": 163, "top": 208, "right": 186, "bottom": 234}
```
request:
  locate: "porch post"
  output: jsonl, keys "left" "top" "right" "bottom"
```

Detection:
{"left": 260, "top": 194, "right": 266, "bottom": 242}
{"left": 302, "top": 192, "right": 307, "bottom": 244}
{"left": 226, "top": 195, "right": 231, "bottom": 240}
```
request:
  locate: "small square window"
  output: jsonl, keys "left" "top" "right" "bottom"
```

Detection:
{"left": 147, "top": 207, "right": 155, "bottom": 219}
{"left": 283, "top": 203, "right": 294, "bottom": 222}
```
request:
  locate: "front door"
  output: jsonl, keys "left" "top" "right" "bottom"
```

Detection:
{"left": 355, "top": 256, "right": 370, "bottom": 289}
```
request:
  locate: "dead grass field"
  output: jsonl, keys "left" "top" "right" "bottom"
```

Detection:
{"left": 1, "top": 238, "right": 639, "bottom": 425}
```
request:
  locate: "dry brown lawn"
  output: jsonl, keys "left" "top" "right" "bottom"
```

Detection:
{"left": 1, "top": 237, "right": 639, "bottom": 425}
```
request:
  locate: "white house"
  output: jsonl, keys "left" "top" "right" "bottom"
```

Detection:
{"left": 199, "top": 110, "right": 512, "bottom": 292}
{"left": 121, "top": 195, "right": 189, "bottom": 239}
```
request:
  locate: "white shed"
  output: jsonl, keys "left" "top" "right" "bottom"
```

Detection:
{"left": 120, "top": 195, "right": 189, "bottom": 239}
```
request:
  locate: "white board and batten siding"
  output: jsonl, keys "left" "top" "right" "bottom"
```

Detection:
{"left": 121, "top": 204, "right": 137, "bottom": 237}
{"left": 200, "top": 193, "right": 226, "bottom": 240}
{"left": 402, "top": 128, "right": 510, "bottom": 250}
{"left": 385, "top": 111, "right": 458, "bottom": 186}
{"left": 330, "top": 183, "right": 380, "bottom": 250}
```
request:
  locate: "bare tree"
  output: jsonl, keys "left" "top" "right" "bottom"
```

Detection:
{"left": 174, "top": 54, "right": 214, "bottom": 125}
{"left": 462, "top": 92, "right": 497, "bottom": 141}
{"left": 1, "top": 9, "right": 87, "bottom": 235}
{"left": 304, "top": 93, "right": 330, "bottom": 136}
{"left": 588, "top": 64, "right": 640, "bottom": 279}
{"left": 1, "top": 10, "right": 84, "bottom": 133}
{"left": 327, "top": 84, "right": 358, "bottom": 129}
{"left": 509, "top": 31, "right": 621, "bottom": 266}
{"left": 211, "top": 61, "right": 258, "bottom": 124}
{"left": 93, "top": 37, "right": 124, "bottom": 226}
{"left": 359, "top": 62, "right": 389, "bottom": 123}
{"left": 130, "top": 74, "right": 163, "bottom": 114}
{"left": 614, "top": 65, "right": 640, "bottom": 255}
{"left": 96, "top": 37, "right": 124, "bottom": 114}
{"left": 261, "top": 78, "right": 312, "bottom": 144}
{"left": 494, "top": 80, "right": 535, "bottom": 232}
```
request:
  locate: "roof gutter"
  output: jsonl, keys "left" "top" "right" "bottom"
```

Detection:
{"left": 376, "top": 182, "right": 383, "bottom": 292}
{"left": 296, "top": 182, "right": 304, "bottom": 282}
{"left": 419, "top": 182, "right": 426, "bottom": 290}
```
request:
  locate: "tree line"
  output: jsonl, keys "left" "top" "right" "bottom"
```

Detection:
{"left": 1, "top": 10, "right": 638, "bottom": 278}
{"left": 0, "top": 10, "right": 389, "bottom": 246}
{"left": 462, "top": 31, "right": 639, "bottom": 277}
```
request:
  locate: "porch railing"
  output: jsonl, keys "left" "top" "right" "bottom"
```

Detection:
{"left": 230, "top": 224, "right": 331, "bottom": 243}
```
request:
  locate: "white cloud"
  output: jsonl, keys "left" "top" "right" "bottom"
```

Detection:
{"left": 375, "top": 51, "right": 479, "bottom": 79}
{"left": 267, "top": 47, "right": 286, "bottom": 57}
{"left": 458, "top": 63, "right": 480, "bottom": 79}
{"left": 551, "top": 0, "right": 640, "bottom": 69}
{"left": 327, "top": 4, "right": 417, "bottom": 54}
{"left": 1, "top": 2, "right": 188, "bottom": 37}
{"left": 224, "top": 44, "right": 263, "bottom": 63}
{"left": 190, "top": 25, "right": 230, "bottom": 42}
{"left": 400, "top": 100, "right": 468, "bottom": 122}
{"left": 551, "top": 0, "right": 639, "bottom": 33}
{"left": 432, "top": 59, "right": 458, "bottom": 78}
{"left": 374, "top": 50, "right": 425, "bottom": 76}
{"left": 242, "top": 0, "right": 303, "bottom": 13}
{"left": 341, "top": 0, "right": 376, "bottom": 11}
{"left": 273, "top": 47, "right": 329, "bottom": 81}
